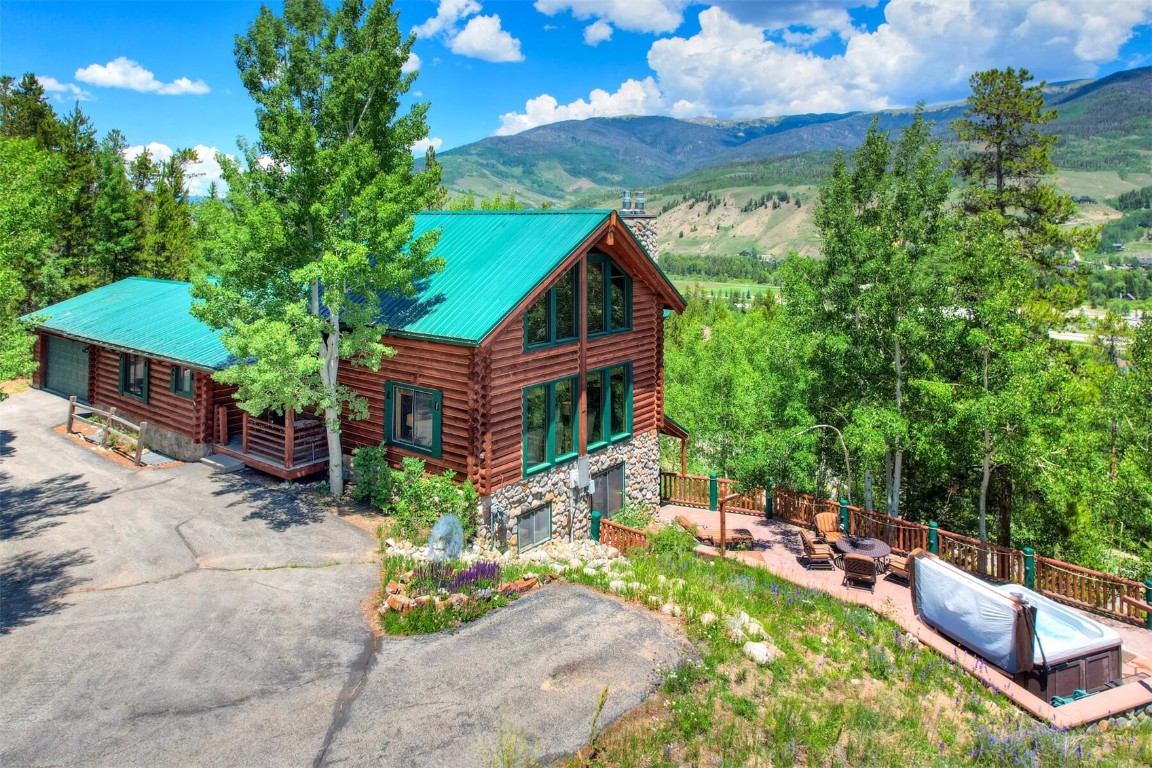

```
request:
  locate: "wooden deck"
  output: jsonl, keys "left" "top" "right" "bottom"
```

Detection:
{"left": 659, "top": 503, "right": 1152, "bottom": 730}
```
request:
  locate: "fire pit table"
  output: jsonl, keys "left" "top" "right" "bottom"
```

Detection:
{"left": 834, "top": 536, "right": 892, "bottom": 570}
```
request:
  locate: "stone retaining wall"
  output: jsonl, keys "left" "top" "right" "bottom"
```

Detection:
{"left": 482, "top": 429, "right": 660, "bottom": 550}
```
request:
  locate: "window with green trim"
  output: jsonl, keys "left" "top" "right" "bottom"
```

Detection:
{"left": 586, "top": 363, "right": 632, "bottom": 451}
{"left": 586, "top": 253, "right": 631, "bottom": 335}
{"left": 118, "top": 353, "right": 149, "bottom": 402}
{"left": 525, "top": 264, "right": 579, "bottom": 349}
{"left": 170, "top": 365, "right": 194, "bottom": 398}
{"left": 517, "top": 503, "right": 552, "bottom": 552}
{"left": 523, "top": 376, "right": 578, "bottom": 475}
{"left": 386, "top": 382, "right": 442, "bottom": 459}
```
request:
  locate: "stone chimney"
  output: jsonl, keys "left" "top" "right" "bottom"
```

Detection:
{"left": 619, "top": 189, "right": 658, "bottom": 262}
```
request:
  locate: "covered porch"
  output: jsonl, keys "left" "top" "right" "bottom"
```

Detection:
{"left": 212, "top": 406, "right": 328, "bottom": 480}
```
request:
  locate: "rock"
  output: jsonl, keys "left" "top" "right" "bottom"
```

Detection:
{"left": 414, "top": 595, "right": 433, "bottom": 607}
{"left": 569, "top": 558, "right": 583, "bottom": 569}
{"left": 744, "top": 620, "right": 765, "bottom": 639}
{"left": 742, "top": 641, "right": 778, "bottom": 666}
{"left": 1097, "top": 719, "right": 1110, "bottom": 733}
{"left": 1115, "top": 716, "right": 1130, "bottom": 729}
{"left": 385, "top": 580, "right": 403, "bottom": 595}
{"left": 386, "top": 593, "right": 415, "bottom": 612}
{"left": 628, "top": 581, "right": 646, "bottom": 592}
{"left": 550, "top": 563, "right": 568, "bottom": 573}
{"left": 661, "top": 603, "right": 682, "bottom": 617}
{"left": 609, "top": 580, "right": 627, "bottom": 593}
{"left": 657, "top": 575, "right": 668, "bottom": 585}
{"left": 648, "top": 595, "right": 662, "bottom": 605}
{"left": 583, "top": 567, "right": 598, "bottom": 577}
{"left": 699, "top": 612, "right": 718, "bottom": 628}
{"left": 449, "top": 592, "right": 468, "bottom": 607}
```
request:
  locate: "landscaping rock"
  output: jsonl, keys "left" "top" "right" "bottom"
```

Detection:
{"left": 583, "top": 567, "right": 598, "bottom": 577}
{"left": 609, "top": 580, "right": 627, "bottom": 593}
{"left": 628, "top": 581, "right": 646, "bottom": 592}
{"left": 744, "top": 620, "right": 765, "bottom": 639}
{"left": 386, "top": 594, "right": 415, "bottom": 612}
{"left": 699, "top": 612, "right": 718, "bottom": 628}
{"left": 648, "top": 596, "right": 662, "bottom": 606}
{"left": 742, "top": 641, "right": 779, "bottom": 666}
{"left": 385, "top": 580, "right": 403, "bottom": 595}
{"left": 660, "top": 603, "right": 682, "bottom": 617}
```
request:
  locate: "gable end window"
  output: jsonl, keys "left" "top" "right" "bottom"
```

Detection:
{"left": 118, "top": 353, "right": 149, "bottom": 402}
{"left": 170, "top": 365, "right": 194, "bottom": 398}
{"left": 587, "top": 253, "right": 631, "bottom": 336}
{"left": 517, "top": 503, "right": 552, "bottom": 552}
{"left": 524, "top": 264, "right": 579, "bottom": 349}
{"left": 586, "top": 363, "right": 632, "bottom": 451}
{"left": 386, "top": 382, "right": 442, "bottom": 459}
{"left": 523, "top": 375, "right": 578, "bottom": 475}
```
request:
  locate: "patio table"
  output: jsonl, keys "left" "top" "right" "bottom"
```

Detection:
{"left": 834, "top": 536, "right": 892, "bottom": 570}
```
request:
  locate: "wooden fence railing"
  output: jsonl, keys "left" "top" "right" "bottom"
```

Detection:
{"left": 67, "top": 396, "right": 148, "bottom": 466}
{"left": 600, "top": 519, "right": 648, "bottom": 553}
{"left": 242, "top": 412, "right": 325, "bottom": 469}
{"left": 660, "top": 471, "right": 1150, "bottom": 627}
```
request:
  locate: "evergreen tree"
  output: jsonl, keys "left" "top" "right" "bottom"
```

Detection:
{"left": 90, "top": 130, "right": 141, "bottom": 284}
{"left": 0, "top": 73, "right": 65, "bottom": 150}
{"left": 58, "top": 105, "right": 100, "bottom": 290}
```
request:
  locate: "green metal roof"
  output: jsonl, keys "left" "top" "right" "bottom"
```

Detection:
{"left": 26, "top": 278, "right": 233, "bottom": 370}
{"left": 378, "top": 210, "right": 613, "bottom": 344}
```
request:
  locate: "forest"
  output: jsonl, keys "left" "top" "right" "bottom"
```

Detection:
{"left": 664, "top": 71, "right": 1152, "bottom": 582}
{"left": 3, "top": 64, "right": 1150, "bottom": 581}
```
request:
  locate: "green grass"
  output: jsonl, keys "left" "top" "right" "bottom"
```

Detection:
{"left": 670, "top": 278, "right": 778, "bottom": 298}
{"left": 540, "top": 524, "right": 1152, "bottom": 767}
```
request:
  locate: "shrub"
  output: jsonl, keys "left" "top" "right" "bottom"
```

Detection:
{"left": 611, "top": 499, "right": 656, "bottom": 530}
{"left": 351, "top": 448, "right": 480, "bottom": 542}
{"left": 648, "top": 519, "right": 699, "bottom": 557}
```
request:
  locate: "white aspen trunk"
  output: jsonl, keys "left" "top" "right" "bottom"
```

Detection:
{"left": 978, "top": 347, "right": 991, "bottom": 542}
{"left": 321, "top": 309, "right": 344, "bottom": 497}
{"left": 864, "top": 470, "right": 873, "bottom": 512}
{"left": 884, "top": 451, "right": 893, "bottom": 515}
{"left": 890, "top": 334, "right": 903, "bottom": 518}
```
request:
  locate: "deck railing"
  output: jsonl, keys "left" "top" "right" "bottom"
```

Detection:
{"left": 599, "top": 519, "right": 648, "bottom": 553}
{"left": 242, "top": 412, "right": 326, "bottom": 469}
{"left": 660, "top": 471, "right": 1151, "bottom": 627}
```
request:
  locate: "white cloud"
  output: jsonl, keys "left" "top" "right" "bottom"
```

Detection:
{"left": 412, "top": 137, "right": 444, "bottom": 155}
{"left": 533, "top": 0, "right": 690, "bottom": 34}
{"left": 122, "top": 143, "right": 231, "bottom": 196}
{"left": 413, "top": 0, "right": 481, "bottom": 37}
{"left": 35, "top": 75, "right": 93, "bottom": 102}
{"left": 496, "top": 77, "right": 663, "bottom": 134}
{"left": 402, "top": 52, "right": 422, "bottom": 74}
{"left": 450, "top": 14, "right": 524, "bottom": 62}
{"left": 584, "top": 19, "right": 614, "bottom": 46}
{"left": 75, "top": 57, "right": 210, "bottom": 95}
{"left": 498, "top": 0, "right": 1152, "bottom": 134}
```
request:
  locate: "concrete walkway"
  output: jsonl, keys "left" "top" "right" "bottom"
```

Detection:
{"left": 660, "top": 503, "right": 1152, "bottom": 729}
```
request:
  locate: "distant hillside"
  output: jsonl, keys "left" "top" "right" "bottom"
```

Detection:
{"left": 433, "top": 67, "right": 1151, "bottom": 259}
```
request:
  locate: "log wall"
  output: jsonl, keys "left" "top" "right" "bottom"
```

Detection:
{"left": 88, "top": 346, "right": 209, "bottom": 442}
{"left": 338, "top": 337, "right": 476, "bottom": 484}
{"left": 484, "top": 260, "right": 665, "bottom": 493}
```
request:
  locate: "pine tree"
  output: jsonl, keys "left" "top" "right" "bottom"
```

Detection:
{"left": 91, "top": 130, "right": 141, "bottom": 284}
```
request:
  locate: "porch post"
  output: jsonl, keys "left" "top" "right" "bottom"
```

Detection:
{"left": 839, "top": 498, "right": 850, "bottom": 536}
{"left": 284, "top": 409, "right": 295, "bottom": 468}
{"left": 1144, "top": 579, "right": 1151, "bottom": 631}
{"left": 591, "top": 510, "right": 601, "bottom": 542}
{"left": 764, "top": 486, "right": 773, "bottom": 520}
{"left": 928, "top": 522, "right": 939, "bottom": 555}
{"left": 708, "top": 474, "right": 718, "bottom": 511}
{"left": 1023, "top": 548, "right": 1036, "bottom": 590}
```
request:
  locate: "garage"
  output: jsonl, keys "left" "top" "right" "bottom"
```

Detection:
{"left": 44, "top": 335, "right": 89, "bottom": 401}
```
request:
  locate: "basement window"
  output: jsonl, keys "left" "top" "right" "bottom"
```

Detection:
{"left": 517, "top": 503, "right": 552, "bottom": 552}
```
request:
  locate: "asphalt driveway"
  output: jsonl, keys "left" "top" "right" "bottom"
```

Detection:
{"left": 0, "top": 389, "right": 685, "bottom": 767}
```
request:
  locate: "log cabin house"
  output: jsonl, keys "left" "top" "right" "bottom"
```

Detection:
{"left": 28, "top": 208, "right": 686, "bottom": 549}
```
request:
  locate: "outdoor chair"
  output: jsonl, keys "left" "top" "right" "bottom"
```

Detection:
{"left": 886, "top": 547, "right": 924, "bottom": 584}
{"left": 676, "top": 515, "right": 755, "bottom": 549}
{"left": 814, "top": 511, "right": 844, "bottom": 544}
{"left": 842, "top": 553, "right": 877, "bottom": 592}
{"left": 799, "top": 529, "right": 836, "bottom": 570}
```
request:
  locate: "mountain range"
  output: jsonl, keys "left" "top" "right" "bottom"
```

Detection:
{"left": 432, "top": 67, "right": 1151, "bottom": 260}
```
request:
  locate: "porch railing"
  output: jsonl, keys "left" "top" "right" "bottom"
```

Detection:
{"left": 242, "top": 412, "right": 326, "bottom": 468}
{"left": 599, "top": 519, "right": 648, "bottom": 553}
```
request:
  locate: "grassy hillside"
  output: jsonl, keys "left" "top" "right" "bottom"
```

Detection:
{"left": 435, "top": 67, "right": 1151, "bottom": 259}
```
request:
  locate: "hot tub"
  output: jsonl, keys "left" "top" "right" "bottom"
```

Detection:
{"left": 994, "top": 584, "right": 1123, "bottom": 701}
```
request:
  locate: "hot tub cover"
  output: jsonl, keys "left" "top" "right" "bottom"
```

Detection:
{"left": 993, "top": 584, "right": 1122, "bottom": 665}
{"left": 911, "top": 554, "right": 1033, "bottom": 673}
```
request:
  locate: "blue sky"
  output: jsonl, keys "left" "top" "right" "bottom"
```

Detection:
{"left": 3, "top": 0, "right": 1149, "bottom": 193}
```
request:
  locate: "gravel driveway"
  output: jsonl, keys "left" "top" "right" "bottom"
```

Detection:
{"left": 0, "top": 389, "right": 685, "bottom": 767}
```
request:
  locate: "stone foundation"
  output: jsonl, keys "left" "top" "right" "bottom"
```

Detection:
{"left": 141, "top": 423, "right": 211, "bottom": 462}
{"left": 482, "top": 430, "right": 660, "bottom": 551}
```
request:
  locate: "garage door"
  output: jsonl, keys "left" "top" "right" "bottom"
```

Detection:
{"left": 45, "top": 336, "right": 89, "bottom": 401}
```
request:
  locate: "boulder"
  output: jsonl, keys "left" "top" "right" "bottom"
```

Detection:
{"left": 742, "top": 641, "right": 779, "bottom": 666}
{"left": 699, "top": 612, "right": 718, "bottom": 628}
